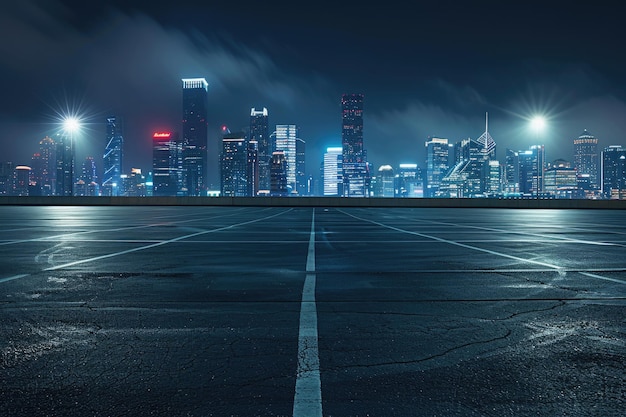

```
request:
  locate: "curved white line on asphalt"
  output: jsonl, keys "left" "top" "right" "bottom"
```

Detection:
{"left": 43, "top": 209, "right": 291, "bottom": 271}
{"left": 293, "top": 209, "right": 322, "bottom": 417}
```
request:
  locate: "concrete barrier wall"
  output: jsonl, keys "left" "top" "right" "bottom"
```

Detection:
{"left": 1, "top": 196, "right": 626, "bottom": 209}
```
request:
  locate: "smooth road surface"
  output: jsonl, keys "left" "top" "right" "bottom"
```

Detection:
{"left": 1, "top": 206, "right": 624, "bottom": 416}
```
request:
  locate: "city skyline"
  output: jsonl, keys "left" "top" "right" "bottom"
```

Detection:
{"left": 1, "top": 1, "right": 626, "bottom": 188}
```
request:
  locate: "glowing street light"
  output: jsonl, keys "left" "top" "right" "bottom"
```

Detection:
{"left": 63, "top": 116, "right": 81, "bottom": 133}
{"left": 530, "top": 116, "right": 546, "bottom": 134}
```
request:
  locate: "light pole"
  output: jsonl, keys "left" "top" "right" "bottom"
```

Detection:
{"left": 530, "top": 116, "right": 546, "bottom": 198}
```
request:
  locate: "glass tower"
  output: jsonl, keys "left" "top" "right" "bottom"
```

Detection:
{"left": 341, "top": 93, "right": 368, "bottom": 197}
{"left": 250, "top": 108, "right": 270, "bottom": 194}
{"left": 182, "top": 78, "right": 209, "bottom": 196}
{"left": 573, "top": 130, "right": 599, "bottom": 190}
{"left": 273, "top": 124, "right": 298, "bottom": 194}
{"left": 103, "top": 116, "right": 123, "bottom": 196}
{"left": 425, "top": 137, "right": 449, "bottom": 197}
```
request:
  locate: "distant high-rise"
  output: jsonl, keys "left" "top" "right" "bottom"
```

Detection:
{"left": 296, "top": 138, "right": 306, "bottom": 196}
{"left": 14, "top": 166, "right": 32, "bottom": 196}
{"left": 220, "top": 132, "right": 250, "bottom": 197}
{"left": 78, "top": 157, "right": 99, "bottom": 196}
{"left": 504, "top": 148, "right": 520, "bottom": 193}
{"left": 273, "top": 124, "right": 298, "bottom": 194}
{"left": 55, "top": 132, "right": 74, "bottom": 196}
{"left": 181, "top": 78, "right": 209, "bottom": 196}
{"left": 103, "top": 116, "right": 123, "bottom": 196}
{"left": 250, "top": 108, "right": 270, "bottom": 193}
{"left": 0, "top": 162, "right": 14, "bottom": 195}
{"left": 375, "top": 165, "right": 395, "bottom": 197}
{"left": 270, "top": 151, "right": 288, "bottom": 197}
{"left": 518, "top": 144, "right": 545, "bottom": 196}
{"left": 396, "top": 163, "right": 423, "bottom": 198}
{"left": 341, "top": 93, "right": 368, "bottom": 197}
{"left": 152, "top": 132, "right": 180, "bottom": 197}
{"left": 425, "top": 137, "right": 449, "bottom": 197}
{"left": 32, "top": 136, "right": 56, "bottom": 196}
{"left": 574, "top": 130, "right": 599, "bottom": 190}
{"left": 323, "top": 147, "right": 343, "bottom": 196}
{"left": 601, "top": 145, "right": 626, "bottom": 199}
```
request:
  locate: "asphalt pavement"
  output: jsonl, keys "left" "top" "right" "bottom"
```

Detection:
{"left": 1, "top": 206, "right": 624, "bottom": 416}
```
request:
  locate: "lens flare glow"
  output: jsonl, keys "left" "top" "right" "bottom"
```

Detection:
{"left": 530, "top": 116, "right": 546, "bottom": 132}
{"left": 63, "top": 117, "right": 81, "bottom": 133}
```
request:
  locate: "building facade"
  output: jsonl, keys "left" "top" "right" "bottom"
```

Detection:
{"left": 181, "top": 78, "right": 209, "bottom": 196}
{"left": 341, "top": 93, "right": 368, "bottom": 197}
{"left": 574, "top": 130, "right": 599, "bottom": 190}
{"left": 103, "top": 116, "right": 123, "bottom": 196}
{"left": 250, "top": 108, "right": 270, "bottom": 194}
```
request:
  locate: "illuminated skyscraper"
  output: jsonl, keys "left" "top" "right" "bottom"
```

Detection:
{"left": 273, "top": 124, "right": 298, "bottom": 194}
{"left": 250, "top": 108, "right": 270, "bottom": 193}
{"left": 103, "top": 116, "right": 123, "bottom": 196}
{"left": 270, "top": 151, "right": 288, "bottom": 196}
{"left": 55, "top": 132, "right": 74, "bottom": 196}
{"left": 220, "top": 132, "right": 249, "bottom": 197}
{"left": 14, "top": 166, "right": 32, "bottom": 196}
{"left": 573, "top": 130, "right": 599, "bottom": 190}
{"left": 396, "top": 163, "right": 423, "bottom": 198}
{"left": 425, "top": 137, "right": 449, "bottom": 197}
{"left": 323, "top": 147, "right": 343, "bottom": 196}
{"left": 375, "top": 165, "right": 395, "bottom": 197}
{"left": 518, "top": 144, "right": 545, "bottom": 196}
{"left": 341, "top": 93, "right": 368, "bottom": 197}
{"left": 602, "top": 145, "right": 626, "bottom": 199}
{"left": 296, "top": 138, "right": 306, "bottom": 196}
{"left": 30, "top": 136, "right": 56, "bottom": 196}
{"left": 152, "top": 132, "right": 180, "bottom": 197}
{"left": 182, "top": 78, "right": 209, "bottom": 196}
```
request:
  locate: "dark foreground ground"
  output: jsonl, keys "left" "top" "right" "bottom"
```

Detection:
{"left": 1, "top": 206, "right": 624, "bottom": 416}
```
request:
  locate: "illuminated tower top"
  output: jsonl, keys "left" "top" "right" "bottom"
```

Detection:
{"left": 182, "top": 78, "right": 208, "bottom": 91}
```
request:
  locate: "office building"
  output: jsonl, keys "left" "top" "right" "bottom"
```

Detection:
{"left": 602, "top": 145, "right": 626, "bottom": 199}
{"left": 323, "top": 147, "right": 343, "bottom": 196}
{"left": 181, "top": 78, "right": 209, "bottom": 196}
{"left": 574, "top": 130, "right": 599, "bottom": 190}
{"left": 0, "top": 162, "right": 13, "bottom": 195}
{"left": 55, "top": 132, "right": 74, "bottom": 196}
{"left": 296, "top": 138, "right": 306, "bottom": 195}
{"left": 32, "top": 136, "right": 56, "bottom": 196}
{"left": 273, "top": 124, "right": 298, "bottom": 194}
{"left": 103, "top": 116, "right": 123, "bottom": 196}
{"left": 374, "top": 165, "right": 395, "bottom": 197}
{"left": 425, "top": 137, "right": 449, "bottom": 197}
{"left": 13, "top": 166, "right": 32, "bottom": 196}
{"left": 518, "top": 144, "right": 545, "bottom": 196}
{"left": 270, "top": 151, "right": 288, "bottom": 196}
{"left": 396, "top": 163, "right": 423, "bottom": 198}
{"left": 250, "top": 108, "right": 270, "bottom": 193}
{"left": 220, "top": 132, "right": 249, "bottom": 197}
{"left": 342, "top": 93, "right": 368, "bottom": 197}
{"left": 544, "top": 159, "right": 578, "bottom": 198}
{"left": 152, "top": 132, "right": 181, "bottom": 197}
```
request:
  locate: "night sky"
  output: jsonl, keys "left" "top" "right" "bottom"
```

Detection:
{"left": 1, "top": 1, "right": 625, "bottom": 188}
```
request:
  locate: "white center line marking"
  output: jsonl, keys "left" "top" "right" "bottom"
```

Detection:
{"left": 293, "top": 209, "right": 322, "bottom": 417}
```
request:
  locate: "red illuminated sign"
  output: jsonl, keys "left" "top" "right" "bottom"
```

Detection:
{"left": 153, "top": 132, "right": 171, "bottom": 139}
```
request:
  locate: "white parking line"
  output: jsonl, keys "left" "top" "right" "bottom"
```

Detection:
{"left": 0, "top": 274, "right": 29, "bottom": 283}
{"left": 293, "top": 209, "right": 322, "bottom": 417}
{"left": 340, "top": 210, "right": 563, "bottom": 270}
{"left": 43, "top": 210, "right": 291, "bottom": 271}
{"left": 580, "top": 272, "right": 626, "bottom": 285}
